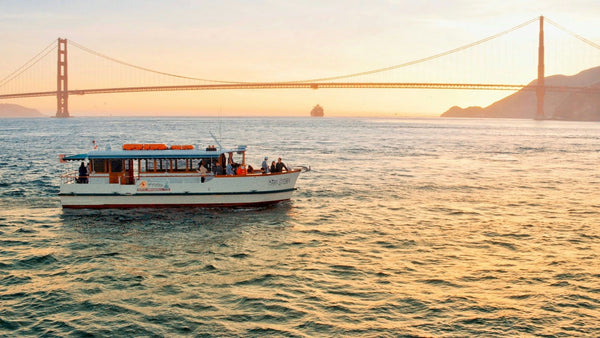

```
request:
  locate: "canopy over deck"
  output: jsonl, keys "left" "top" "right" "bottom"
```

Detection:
{"left": 62, "top": 146, "right": 246, "bottom": 161}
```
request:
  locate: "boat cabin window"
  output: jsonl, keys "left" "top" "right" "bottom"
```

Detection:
{"left": 147, "top": 159, "right": 158, "bottom": 172}
{"left": 137, "top": 158, "right": 217, "bottom": 173}
{"left": 191, "top": 158, "right": 213, "bottom": 172}
{"left": 175, "top": 159, "right": 188, "bottom": 172}
{"left": 92, "top": 159, "right": 107, "bottom": 173}
{"left": 138, "top": 159, "right": 173, "bottom": 173}
{"left": 139, "top": 159, "right": 154, "bottom": 173}
{"left": 110, "top": 159, "right": 123, "bottom": 173}
{"left": 125, "top": 160, "right": 134, "bottom": 171}
{"left": 158, "top": 159, "right": 170, "bottom": 172}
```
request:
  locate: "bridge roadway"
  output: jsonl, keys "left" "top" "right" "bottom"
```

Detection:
{"left": 1, "top": 82, "right": 599, "bottom": 100}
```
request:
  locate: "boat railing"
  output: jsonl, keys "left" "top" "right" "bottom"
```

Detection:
{"left": 60, "top": 171, "right": 79, "bottom": 184}
{"left": 139, "top": 173, "right": 208, "bottom": 178}
{"left": 61, "top": 169, "right": 303, "bottom": 184}
{"left": 136, "top": 169, "right": 302, "bottom": 178}
{"left": 291, "top": 165, "right": 311, "bottom": 172}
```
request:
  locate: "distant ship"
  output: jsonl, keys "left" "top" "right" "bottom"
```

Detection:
{"left": 310, "top": 104, "right": 324, "bottom": 117}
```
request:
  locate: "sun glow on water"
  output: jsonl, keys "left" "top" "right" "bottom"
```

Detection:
{"left": 0, "top": 117, "right": 599, "bottom": 336}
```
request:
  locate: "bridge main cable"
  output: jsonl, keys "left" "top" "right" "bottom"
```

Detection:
{"left": 543, "top": 17, "right": 600, "bottom": 50}
{"left": 0, "top": 40, "right": 57, "bottom": 88}
{"left": 67, "top": 17, "right": 540, "bottom": 86}
{"left": 289, "top": 17, "right": 540, "bottom": 83}
{"left": 68, "top": 40, "right": 250, "bottom": 84}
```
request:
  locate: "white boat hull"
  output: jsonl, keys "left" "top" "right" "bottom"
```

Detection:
{"left": 59, "top": 171, "right": 300, "bottom": 209}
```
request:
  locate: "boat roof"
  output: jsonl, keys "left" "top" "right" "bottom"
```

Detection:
{"left": 62, "top": 146, "right": 246, "bottom": 161}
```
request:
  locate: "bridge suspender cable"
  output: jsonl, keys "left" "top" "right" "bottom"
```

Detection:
{"left": 290, "top": 17, "right": 540, "bottom": 83}
{"left": 3, "top": 16, "right": 600, "bottom": 106}
{"left": 6, "top": 16, "right": 596, "bottom": 92}
{"left": 68, "top": 40, "right": 246, "bottom": 84}
{"left": 0, "top": 40, "right": 56, "bottom": 88}
{"left": 68, "top": 17, "right": 541, "bottom": 85}
{"left": 544, "top": 18, "right": 600, "bottom": 51}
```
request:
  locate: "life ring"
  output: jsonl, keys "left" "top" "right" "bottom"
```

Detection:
{"left": 143, "top": 144, "right": 168, "bottom": 150}
{"left": 170, "top": 144, "right": 194, "bottom": 150}
{"left": 123, "top": 144, "right": 143, "bottom": 150}
{"left": 139, "top": 180, "right": 148, "bottom": 189}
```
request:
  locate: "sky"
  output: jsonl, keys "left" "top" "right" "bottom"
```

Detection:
{"left": 1, "top": 0, "right": 600, "bottom": 117}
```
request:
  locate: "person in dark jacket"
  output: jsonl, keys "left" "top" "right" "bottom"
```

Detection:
{"left": 270, "top": 161, "right": 276, "bottom": 173}
{"left": 275, "top": 158, "right": 288, "bottom": 172}
{"left": 78, "top": 162, "right": 88, "bottom": 183}
{"left": 214, "top": 161, "right": 225, "bottom": 175}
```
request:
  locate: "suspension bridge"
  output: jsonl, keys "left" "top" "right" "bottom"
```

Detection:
{"left": 1, "top": 16, "right": 599, "bottom": 118}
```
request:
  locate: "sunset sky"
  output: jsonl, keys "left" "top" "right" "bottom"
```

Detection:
{"left": 1, "top": 0, "right": 600, "bottom": 117}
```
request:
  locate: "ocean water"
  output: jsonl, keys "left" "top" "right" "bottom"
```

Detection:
{"left": 0, "top": 116, "right": 599, "bottom": 336}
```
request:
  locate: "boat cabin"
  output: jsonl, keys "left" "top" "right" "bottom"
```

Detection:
{"left": 61, "top": 144, "right": 248, "bottom": 185}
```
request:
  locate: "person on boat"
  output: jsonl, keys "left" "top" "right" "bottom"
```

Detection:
{"left": 226, "top": 161, "right": 234, "bottom": 175}
{"left": 270, "top": 161, "right": 276, "bottom": 173}
{"left": 261, "top": 157, "right": 269, "bottom": 173}
{"left": 198, "top": 160, "right": 208, "bottom": 183}
{"left": 78, "top": 162, "right": 88, "bottom": 184}
{"left": 214, "top": 161, "right": 225, "bottom": 175}
{"left": 236, "top": 164, "right": 247, "bottom": 175}
{"left": 276, "top": 157, "right": 288, "bottom": 172}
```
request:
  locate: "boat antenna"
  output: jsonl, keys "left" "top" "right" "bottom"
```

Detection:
{"left": 209, "top": 131, "right": 223, "bottom": 151}
{"left": 218, "top": 107, "right": 223, "bottom": 142}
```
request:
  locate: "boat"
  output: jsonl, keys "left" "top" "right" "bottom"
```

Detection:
{"left": 310, "top": 104, "right": 324, "bottom": 117}
{"left": 58, "top": 143, "right": 303, "bottom": 209}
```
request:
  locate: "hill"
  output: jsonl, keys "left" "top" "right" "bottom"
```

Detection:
{"left": 441, "top": 66, "right": 600, "bottom": 120}
{"left": 0, "top": 104, "right": 45, "bottom": 118}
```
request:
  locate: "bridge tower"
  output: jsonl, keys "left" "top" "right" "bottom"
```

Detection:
{"left": 536, "top": 16, "right": 545, "bottom": 119}
{"left": 56, "top": 38, "right": 69, "bottom": 118}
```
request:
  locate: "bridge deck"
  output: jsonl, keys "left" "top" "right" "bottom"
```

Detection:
{"left": 1, "top": 82, "right": 599, "bottom": 100}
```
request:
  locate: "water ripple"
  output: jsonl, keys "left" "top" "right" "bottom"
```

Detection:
{"left": 1, "top": 117, "right": 600, "bottom": 336}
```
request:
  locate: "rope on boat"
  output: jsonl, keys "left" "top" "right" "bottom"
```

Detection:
{"left": 294, "top": 165, "right": 311, "bottom": 172}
